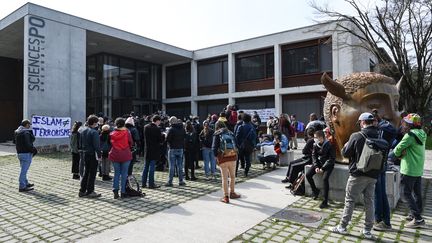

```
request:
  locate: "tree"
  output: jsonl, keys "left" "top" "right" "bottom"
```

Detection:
{"left": 311, "top": 0, "right": 432, "bottom": 117}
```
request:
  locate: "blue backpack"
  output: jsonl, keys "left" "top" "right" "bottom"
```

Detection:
{"left": 219, "top": 131, "right": 237, "bottom": 158}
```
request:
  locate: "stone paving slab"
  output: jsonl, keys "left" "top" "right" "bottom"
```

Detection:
{"left": 0, "top": 152, "right": 270, "bottom": 242}
{"left": 230, "top": 180, "right": 432, "bottom": 243}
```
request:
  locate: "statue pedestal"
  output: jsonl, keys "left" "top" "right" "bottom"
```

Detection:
{"left": 304, "top": 164, "right": 400, "bottom": 209}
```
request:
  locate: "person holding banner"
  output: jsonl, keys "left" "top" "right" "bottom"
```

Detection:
{"left": 15, "top": 119, "right": 36, "bottom": 192}
{"left": 79, "top": 115, "right": 102, "bottom": 198}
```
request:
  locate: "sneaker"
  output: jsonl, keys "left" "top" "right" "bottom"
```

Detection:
{"left": 313, "top": 189, "right": 320, "bottom": 200}
{"left": 328, "top": 225, "right": 347, "bottom": 235}
{"left": 230, "top": 192, "right": 241, "bottom": 199}
{"left": 86, "top": 192, "right": 101, "bottom": 198}
{"left": 319, "top": 201, "right": 329, "bottom": 209}
{"left": 405, "top": 214, "right": 414, "bottom": 221}
{"left": 102, "top": 175, "right": 112, "bottom": 181}
{"left": 220, "top": 196, "right": 229, "bottom": 203}
{"left": 113, "top": 190, "right": 119, "bottom": 199}
{"left": 373, "top": 221, "right": 392, "bottom": 231}
{"left": 148, "top": 184, "right": 160, "bottom": 189}
{"left": 164, "top": 182, "right": 173, "bottom": 187}
{"left": 285, "top": 183, "right": 293, "bottom": 189}
{"left": 121, "top": 193, "right": 129, "bottom": 199}
{"left": 405, "top": 218, "right": 425, "bottom": 228}
{"left": 26, "top": 183, "right": 34, "bottom": 188}
{"left": 190, "top": 177, "right": 198, "bottom": 181}
{"left": 281, "top": 178, "right": 290, "bottom": 183}
{"left": 78, "top": 191, "right": 87, "bottom": 197}
{"left": 179, "top": 181, "right": 187, "bottom": 186}
{"left": 72, "top": 174, "right": 80, "bottom": 180}
{"left": 19, "top": 187, "right": 34, "bottom": 192}
{"left": 361, "top": 229, "right": 375, "bottom": 240}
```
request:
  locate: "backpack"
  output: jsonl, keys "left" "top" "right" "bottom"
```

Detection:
{"left": 357, "top": 132, "right": 389, "bottom": 174}
{"left": 377, "top": 120, "right": 397, "bottom": 146}
{"left": 219, "top": 131, "right": 238, "bottom": 159}
{"left": 296, "top": 121, "right": 305, "bottom": 133}
{"left": 290, "top": 171, "right": 305, "bottom": 196}
{"left": 125, "top": 175, "right": 145, "bottom": 197}
{"left": 229, "top": 110, "right": 238, "bottom": 125}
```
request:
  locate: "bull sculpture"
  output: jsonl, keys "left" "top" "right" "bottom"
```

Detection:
{"left": 321, "top": 72, "right": 401, "bottom": 163}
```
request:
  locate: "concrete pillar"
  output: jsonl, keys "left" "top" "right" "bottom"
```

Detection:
{"left": 161, "top": 65, "right": 167, "bottom": 100}
{"left": 274, "top": 44, "right": 282, "bottom": 89}
{"left": 191, "top": 61, "right": 198, "bottom": 115}
{"left": 275, "top": 94, "right": 282, "bottom": 116}
{"left": 228, "top": 52, "right": 235, "bottom": 95}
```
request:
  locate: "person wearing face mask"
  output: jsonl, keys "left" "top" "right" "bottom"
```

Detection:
{"left": 329, "top": 112, "right": 383, "bottom": 240}
{"left": 305, "top": 129, "right": 335, "bottom": 209}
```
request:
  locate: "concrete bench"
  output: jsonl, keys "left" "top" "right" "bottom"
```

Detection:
{"left": 278, "top": 151, "right": 294, "bottom": 166}
{"left": 304, "top": 164, "right": 400, "bottom": 209}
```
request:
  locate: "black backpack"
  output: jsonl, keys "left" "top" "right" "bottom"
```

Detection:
{"left": 125, "top": 175, "right": 145, "bottom": 197}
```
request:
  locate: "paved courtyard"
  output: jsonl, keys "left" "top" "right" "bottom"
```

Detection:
{"left": 0, "top": 152, "right": 268, "bottom": 243}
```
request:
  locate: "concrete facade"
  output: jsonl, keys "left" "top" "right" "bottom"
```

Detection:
{"left": 0, "top": 3, "right": 377, "bottom": 146}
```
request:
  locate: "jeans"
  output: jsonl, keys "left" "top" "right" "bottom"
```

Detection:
{"left": 340, "top": 175, "right": 377, "bottom": 231}
{"left": 168, "top": 149, "right": 184, "bottom": 184}
{"left": 142, "top": 159, "right": 156, "bottom": 187}
{"left": 238, "top": 149, "right": 252, "bottom": 176}
{"left": 401, "top": 174, "right": 423, "bottom": 220}
{"left": 80, "top": 153, "right": 98, "bottom": 194}
{"left": 202, "top": 147, "right": 216, "bottom": 176}
{"left": 306, "top": 164, "right": 334, "bottom": 203}
{"left": 112, "top": 161, "right": 130, "bottom": 193}
{"left": 18, "top": 153, "right": 32, "bottom": 189}
{"left": 375, "top": 170, "right": 391, "bottom": 225}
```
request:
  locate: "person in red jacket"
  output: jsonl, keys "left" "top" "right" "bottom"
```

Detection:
{"left": 109, "top": 118, "right": 133, "bottom": 199}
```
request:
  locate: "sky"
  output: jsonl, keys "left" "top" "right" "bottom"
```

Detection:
{"left": 0, "top": 0, "right": 376, "bottom": 50}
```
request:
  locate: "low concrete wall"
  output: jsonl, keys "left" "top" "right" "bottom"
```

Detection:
{"left": 251, "top": 150, "right": 294, "bottom": 166}
{"left": 304, "top": 164, "right": 400, "bottom": 209}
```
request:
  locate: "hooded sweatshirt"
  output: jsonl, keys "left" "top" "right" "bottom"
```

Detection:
{"left": 109, "top": 128, "right": 133, "bottom": 162}
{"left": 394, "top": 128, "right": 427, "bottom": 177}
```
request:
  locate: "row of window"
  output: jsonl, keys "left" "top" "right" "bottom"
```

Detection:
{"left": 166, "top": 38, "right": 333, "bottom": 91}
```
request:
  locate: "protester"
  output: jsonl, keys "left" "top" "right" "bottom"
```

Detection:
{"left": 289, "top": 114, "right": 299, "bottom": 149}
{"left": 109, "top": 118, "right": 133, "bottom": 199}
{"left": 77, "top": 122, "right": 89, "bottom": 177}
{"left": 235, "top": 113, "right": 256, "bottom": 177}
{"left": 234, "top": 112, "right": 244, "bottom": 175}
{"left": 257, "top": 136, "right": 278, "bottom": 169}
{"left": 305, "top": 113, "right": 325, "bottom": 132}
{"left": 266, "top": 116, "right": 275, "bottom": 135}
{"left": 192, "top": 116, "right": 202, "bottom": 169}
{"left": 125, "top": 117, "right": 140, "bottom": 175}
{"left": 394, "top": 113, "right": 427, "bottom": 228}
{"left": 273, "top": 130, "right": 289, "bottom": 155}
{"left": 79, "top": 115, "right": 102, "bottom": 198}
{"left": 329, "top": 112, "right": 384, "bottom": 239}
{"left": 70, "top": 121, "right": 82, "bottom": 180}
{"left": 142, "top": 115, "right": 163, "bottom": 189}
{"left": 281, "top": 128, "right": 314, "bottom": 187}
{"left": 212, "top": 122, "right": 240, "bottom": 203}
{"left": 184, "top": 121, "right": 198, "bottom": 180}
{"left": 165, "top": 116, "right": 186, "bottom": 186}
{"left": 15, "top": 119, "right": 36, "bottom": 192}
{"left": 199, "top": 121, "right": 216, "bottom": 179}
{"left": 99, "top": 124, "right": 112, "bottom": 181}
{"left": 215, "top": 112, "right": 229, "bottom": 130}
{"left": 305, "top": 129, "right": 335, "bottom": 209}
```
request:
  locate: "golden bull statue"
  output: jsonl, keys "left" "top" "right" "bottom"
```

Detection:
{"left": 321, "top": 72, "right": 401, "bottom": 163}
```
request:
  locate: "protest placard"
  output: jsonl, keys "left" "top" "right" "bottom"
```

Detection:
{"left": 31, "top": 115, "right": 71, "bottom": 138}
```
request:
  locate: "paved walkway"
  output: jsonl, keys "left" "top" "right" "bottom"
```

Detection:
{"left": 81, "top": 168, "right": 296, "bottom": 243}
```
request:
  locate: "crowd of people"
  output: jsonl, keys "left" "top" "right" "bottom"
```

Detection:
{"left": 13, "top": 104, "right": 427, "bottom": 233}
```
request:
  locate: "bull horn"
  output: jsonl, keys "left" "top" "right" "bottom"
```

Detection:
{"left": 321, "top": 72, "right": 351, "bottom": 100}
{"left": 396, "top": 76, "right": 402, "bottom": 92}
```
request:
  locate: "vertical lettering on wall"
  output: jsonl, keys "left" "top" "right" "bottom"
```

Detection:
{"left": 27, "top": 16, "right": 46, "bottom": 92}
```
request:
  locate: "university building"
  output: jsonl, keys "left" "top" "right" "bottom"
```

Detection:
{"left": 0, "top": 3, "right": 376, "bottom": 144}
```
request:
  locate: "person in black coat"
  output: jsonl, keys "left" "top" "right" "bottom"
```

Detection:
{"left": 305, "top": 129, "right": 335, "bottom": 209}
{"left": 184, "top": 121, "right": 198, "bottom": 180}
{"left": 15, "top": 119, "right": 36, "bottom": 192}
{"left": 142, "top": 115, "right": 162, "bottom": 188}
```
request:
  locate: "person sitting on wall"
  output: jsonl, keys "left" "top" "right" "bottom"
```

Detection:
{"left": 257, "top": 135, "right": 278, "bottom": 170}
{"left": 281, "top": 128, "right": 315, "bottom": 187}
{"left": 305, "top": 129, "right": 336, "bottom": 209}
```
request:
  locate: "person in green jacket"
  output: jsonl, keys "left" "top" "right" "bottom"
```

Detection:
{"left": 394, "top": 113, "right": 427, "bottom": 228}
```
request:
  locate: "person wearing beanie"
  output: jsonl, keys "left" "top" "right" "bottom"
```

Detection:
{"left": 394, "top": 113, "right": 427, "bottom": 228}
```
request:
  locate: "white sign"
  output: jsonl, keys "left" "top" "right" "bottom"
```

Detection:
{"left": 240, "top": 108, "right": 276, "bottom": 123}
{"left": 31, "top": 115, "right": 71, "bottom": 138}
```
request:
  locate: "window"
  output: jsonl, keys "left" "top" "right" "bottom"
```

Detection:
{"left": 236, "top": 49, "right": 274, "bottom": 82}
{"left": 166, "top": 63, "right": 191, "bottom": 90}
{"left": 198, "top": 57, "right": 228, "bottom": 87}
{"left": 282, "top": 38, "right": 333, "bottom": 76}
